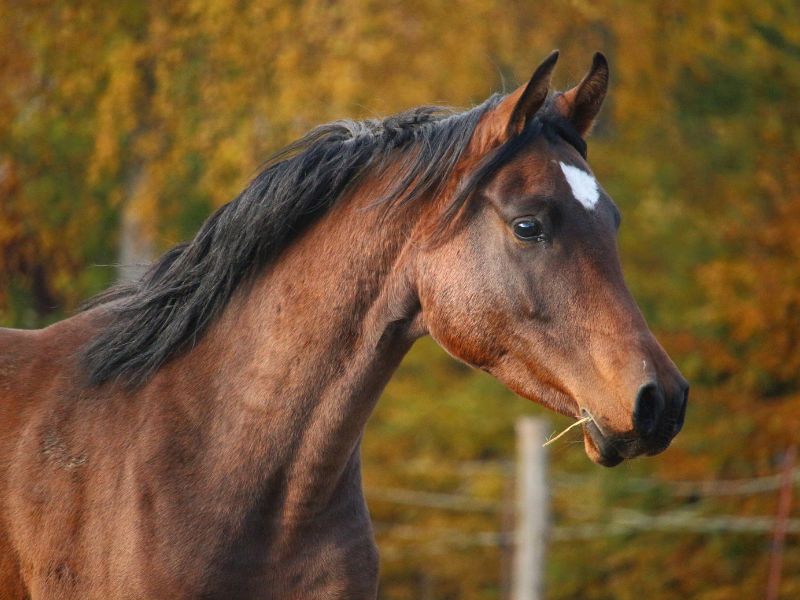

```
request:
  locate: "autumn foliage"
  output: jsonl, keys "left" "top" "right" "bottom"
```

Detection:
{"left": 1, "top": 1, "right": 799, "bottom": 598}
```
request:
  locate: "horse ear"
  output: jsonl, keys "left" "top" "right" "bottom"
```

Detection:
{"left": 472, "top": 51, "right": 559, "bottom": 150}
{"left": 554, "top": 52, "right": 609, "bottom": 136}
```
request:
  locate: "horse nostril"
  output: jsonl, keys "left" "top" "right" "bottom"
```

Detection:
{"left": 673, "top": 384, "right": 689, "bottom": 436}
{"left": 633, "top": 383, "right": 664, "bottom": 438}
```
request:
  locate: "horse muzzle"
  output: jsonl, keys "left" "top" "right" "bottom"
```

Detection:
{"left": 582, "top": 379, "right": 689, "bottom": 467}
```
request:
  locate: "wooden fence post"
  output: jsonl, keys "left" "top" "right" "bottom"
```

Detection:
{"left": 513, "top": 417, "right": 550, "bottom": 600}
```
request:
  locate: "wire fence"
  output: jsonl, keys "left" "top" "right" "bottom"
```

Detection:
{"left": 365, "top": 467, "right": 800, "bottom": 551}
{"left": 373, "top": 510, "right": 800, "bottom": 556}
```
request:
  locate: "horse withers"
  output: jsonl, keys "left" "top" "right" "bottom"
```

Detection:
{"left": 0, "top": 52, "right": 687, "bottom": 598}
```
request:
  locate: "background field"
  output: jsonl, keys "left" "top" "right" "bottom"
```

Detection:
{"left": 1, "top": 1, "right": 799, "bottom": 598}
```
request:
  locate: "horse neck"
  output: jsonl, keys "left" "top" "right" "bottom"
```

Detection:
{"left": 174, "top": 190, "right": 424, "bottom": 522}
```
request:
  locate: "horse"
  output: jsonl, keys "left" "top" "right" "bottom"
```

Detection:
{"left": 0, "top": 51, "right": 688, "bottom": 599}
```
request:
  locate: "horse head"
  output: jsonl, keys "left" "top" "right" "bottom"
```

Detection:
{"left": 414, "top": 52, "right": 688, "bottom": 466}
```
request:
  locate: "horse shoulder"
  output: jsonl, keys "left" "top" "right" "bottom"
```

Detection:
{"left": 0, "top": 312, "right": 116, "bottom": 597}
{"left": 0, "top": 311, "right": 110, "bottom": 488}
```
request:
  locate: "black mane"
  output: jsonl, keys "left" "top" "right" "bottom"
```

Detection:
{"left": 82, "top": 96, "right": 586, "bottom": 387}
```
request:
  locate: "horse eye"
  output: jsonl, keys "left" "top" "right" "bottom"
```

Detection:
{"left": 513, "top": 219, "right": 545, "bottom": 241}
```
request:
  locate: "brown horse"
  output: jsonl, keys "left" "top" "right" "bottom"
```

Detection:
{"left": 0, "top": 52, "right": 687, "bottom": 599}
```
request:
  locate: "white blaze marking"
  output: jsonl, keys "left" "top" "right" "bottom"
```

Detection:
{"left": 559, "top": 162, "right": 600, "bottom": 210}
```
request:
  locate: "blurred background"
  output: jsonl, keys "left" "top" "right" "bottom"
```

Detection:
{"left": 1, "top": 1, "right": 798, "bottom": 598}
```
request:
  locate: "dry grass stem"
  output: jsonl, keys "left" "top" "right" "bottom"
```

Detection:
{"left": 542, "top": 415, "right": 593, "bottom": 447}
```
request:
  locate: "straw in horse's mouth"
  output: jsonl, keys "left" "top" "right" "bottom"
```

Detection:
{"left": 542, "top": 414, "right": 594, "bottom": 447}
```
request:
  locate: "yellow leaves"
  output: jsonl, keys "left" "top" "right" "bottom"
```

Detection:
{"left": 200, "top": 134, "right": 252, "bottom": 205}
{"left": 90, "top": 39, "right": 145, "bottom": 182}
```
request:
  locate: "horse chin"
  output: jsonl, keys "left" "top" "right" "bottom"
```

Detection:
{"left": 582, "top": 421, "right": 625, "bottom": 467}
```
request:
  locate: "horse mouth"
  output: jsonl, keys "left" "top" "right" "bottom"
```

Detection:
{"left": 580, "top": 408, "right": 673, "bottom": 467}
{"left": 580, "top": 409, "right": 625, "bottom": 467}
